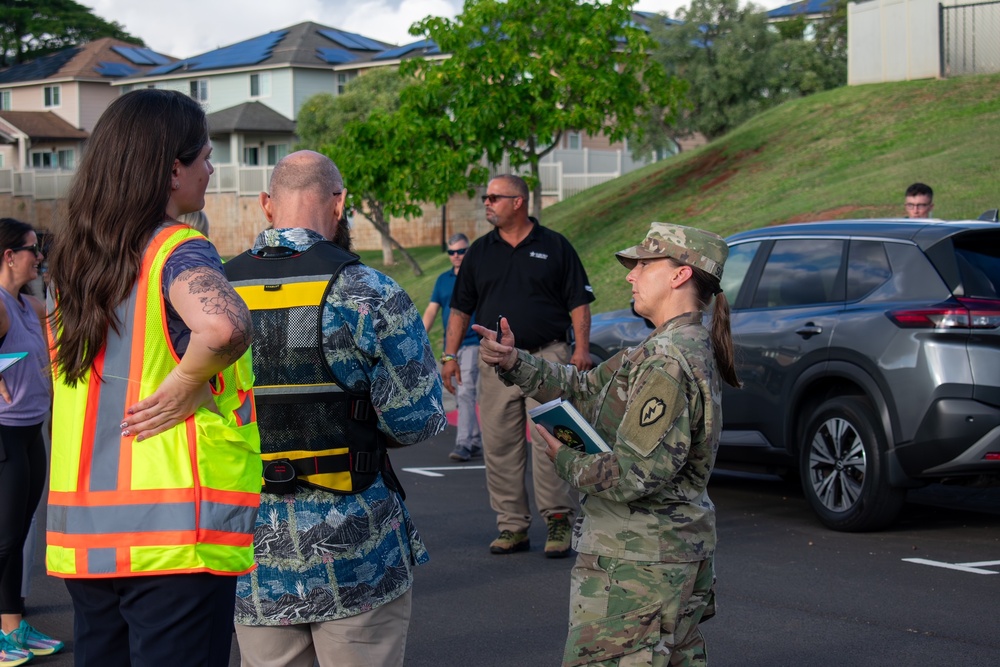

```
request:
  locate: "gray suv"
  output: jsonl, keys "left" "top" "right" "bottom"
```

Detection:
{"left": 587, "top": 219, "right": 1000, "bottom": 531}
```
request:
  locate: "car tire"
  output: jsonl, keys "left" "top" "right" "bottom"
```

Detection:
{"left": 798, "top": 397, "right": 906, "bottom": 532}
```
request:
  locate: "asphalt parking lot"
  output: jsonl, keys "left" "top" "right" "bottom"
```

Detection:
{"left": 23, "top": 423, "right": 1000, "bottom": 666}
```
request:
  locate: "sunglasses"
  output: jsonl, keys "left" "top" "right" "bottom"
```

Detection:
{"left": 447, "top": 248, "right": 468, "bottom": 256}
{"left": 481, "top": 194, "right": 519, "bottom": 204}
{"left": 9, "top": 244, "right": 40, "bottom": 255}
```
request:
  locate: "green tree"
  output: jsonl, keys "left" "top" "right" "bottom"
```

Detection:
{"left": 297, "top": 68, "right": 482, "bottom": 273}
{"left": 407, "top": 0, "right": 685, "bottom": 218}
{"left": 644, "top": 0, "right": 847, "bottom": 143}
{"left": 0, "top": 0, "right": 142, "bottom": 67}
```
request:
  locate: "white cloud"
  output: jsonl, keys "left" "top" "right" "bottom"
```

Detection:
{"left": 89, "top": 0, "right": 789, "bottom": 59}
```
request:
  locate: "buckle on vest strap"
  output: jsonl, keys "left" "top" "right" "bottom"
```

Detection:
{"left": 263, "top": 459, "right": 297, "bottom": 495}
{"left": 351, "top": 399, "right": 372, "bottom": 421}
{"left": 353, "top": 451, "right": 379, "bottom": 474}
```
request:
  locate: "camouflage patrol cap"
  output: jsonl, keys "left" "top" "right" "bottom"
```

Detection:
{"left": 615, "top": 222, "right": 728, "bottom": 280}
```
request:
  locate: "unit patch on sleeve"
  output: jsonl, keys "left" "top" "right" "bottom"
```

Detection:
{"left": 620, "top": 367, "right": 684, "bottom": 458}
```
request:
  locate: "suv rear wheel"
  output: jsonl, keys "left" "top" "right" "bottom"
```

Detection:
{"left": 799, "top": 397, "right": 906, "bottom": 531}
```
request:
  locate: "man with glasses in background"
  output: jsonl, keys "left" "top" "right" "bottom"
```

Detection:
{"left": 423, "top": 233, "right": 483, "bottom": 462}
{"left": 904, "top": 182, "right": 934, "bottom": 218}
{"left": 441, "top": 174, "right": 595, "bottom": 559}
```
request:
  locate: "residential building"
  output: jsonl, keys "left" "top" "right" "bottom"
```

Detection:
{"left": 0, "top": 37, "right": 175, "bottom": 170}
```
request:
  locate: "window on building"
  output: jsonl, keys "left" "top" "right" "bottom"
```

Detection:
{"left": 190, "top": 79, "right": 209, "bottom": 102}
{"left": 0, "top": 90, "right": 10, "bottom": 111}
{"left": 44, "top": 86, "right": 60, "bottom": 108}
{"left": 337, "top": 72, "right": 355, "bottom": 95}
{"left": 31, "top": 151, "right": 54, "bottom": 169}
{"left": 266, "top": 143, "right": 289, "bottom": 165}
{"left": 250, "top": 72, "right": 271, "bottom": 98}
{"left": 244, "top": 146, "right": 260, "bottom": 166}
{"left": 567, "top": 132, "right": 581, "bottom": 150}
{"left": 58, "top": 149, "right": 74, "bottom": 170}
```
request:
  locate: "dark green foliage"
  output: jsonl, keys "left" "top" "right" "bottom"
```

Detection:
{"left": 0, "top": 0, "right": 142, "bottom": 66}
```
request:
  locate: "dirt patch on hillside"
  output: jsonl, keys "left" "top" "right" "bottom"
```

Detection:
{"left": 783, "top": 205, "right": 890, "bottom": 223}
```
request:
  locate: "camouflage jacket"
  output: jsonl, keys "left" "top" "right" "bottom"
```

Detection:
{"left": 501, "top": 311, "right": 720, "bottom": 562}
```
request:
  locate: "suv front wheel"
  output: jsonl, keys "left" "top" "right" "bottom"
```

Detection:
{"left": 799, "top": 397, "right": 906, "bottom": 531}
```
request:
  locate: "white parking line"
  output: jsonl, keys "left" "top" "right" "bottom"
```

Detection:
{"left": 902, "top": 558, "right": 1000, "bottom": 575}
{"left": 402, "top": 465, "right": 486, "bottom": 477}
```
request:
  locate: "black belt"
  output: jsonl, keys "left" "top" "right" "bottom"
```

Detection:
{"left": 527, "top": 340, "right": 563, "bottom": 354}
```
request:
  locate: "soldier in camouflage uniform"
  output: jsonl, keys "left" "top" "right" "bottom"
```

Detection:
{"left": 476, "top": 222, "right": 742, "bottom": 667}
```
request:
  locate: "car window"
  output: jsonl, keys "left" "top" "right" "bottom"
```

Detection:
{"left": 953, "top": 234, "right": 1000, "bottom": 299}
{"left": 751, "top": 238, "right": 845, "bottom": 308}
{"left": 720, "top": 241, "right": 760, "bottom": 303}
{"left": 846, "top": 240, "right": 891, "bottom": 301}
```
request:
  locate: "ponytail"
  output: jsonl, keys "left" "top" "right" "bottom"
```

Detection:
{"left": 682, "top": 262, "right": 742, "bottom": 389}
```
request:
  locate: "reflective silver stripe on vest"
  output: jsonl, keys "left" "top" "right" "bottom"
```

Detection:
{"left": 200, "top": 501, "right": 257, "bottom": 534}
{"left": 234, "top": 392, "right": 254, "bottom": 425}
{"left": 49, "top": 502, "right": 195, "bottom": 533}
{"left": 48, "top": 500, "right": 255, "bottom": 535}
{"left": 227, "top": 274, "right": 335, "bottom": 288}
{"left": 89, "top": 286, "right": 139, "bottom": 492}
{"left": 87, "top": 548, "right": 116, "bottom": 574}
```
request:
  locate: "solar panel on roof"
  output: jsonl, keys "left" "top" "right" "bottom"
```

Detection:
{"left": 132, "top": 48, "right": 171, "bottom": 66}
{"left": 147, "top": 30, "right": 287, "bottom": 74}
{"left": 372, "top": 39, "right": 438, "bottom": 61}
{"left": 95, "top": 61, "right": 138, "bottom": 77}
{"left": 112, "top": 45, "right": 153, "bottom": 65}
{"left": 317, "top": 29, "right": 383, "bottom": 51}
{"left": 317, "top": 48, "right": 358, "bottom": 65}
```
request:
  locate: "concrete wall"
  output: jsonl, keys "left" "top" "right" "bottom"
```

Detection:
{"left": 848, "top": 0, "right": 941, "bottom": 84}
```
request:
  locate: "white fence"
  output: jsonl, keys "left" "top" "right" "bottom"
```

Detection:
{"left": 0, "top": 147, "right": 654, "bottom": 202}
{"left": 485, "top": 147, "right": 656, "bottom": 202}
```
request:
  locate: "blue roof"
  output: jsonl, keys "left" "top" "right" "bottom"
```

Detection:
{"left": 95, "top": 61, "right": 139, "bottom": 77}
{"left": 767, "top": 0, "right": 833, "bottom": 19}
{"left": 111, "top": 45, "right": 171, "bottom": 66}
{"left": 316, "top": 48, "right": 358, "bottom": 64}
{"left": 147, "top": 30, "right": 288, "bottom": 74}
{"left": 318, "top": 29, "right": 385, "bottom": 51}
{"left": 372, "top": 39, "right": 440, "bottom": 61}
{"left": 0, "top": 47, "right": 80, "bottom": 83}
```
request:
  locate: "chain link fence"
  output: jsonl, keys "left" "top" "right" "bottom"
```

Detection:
{"left": 941, "top": 0, "right": 1000, "bottom": 76}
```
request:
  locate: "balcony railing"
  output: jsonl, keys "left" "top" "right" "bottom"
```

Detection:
{"left": 0, "top": 148, "right": 657, "bottom": 202}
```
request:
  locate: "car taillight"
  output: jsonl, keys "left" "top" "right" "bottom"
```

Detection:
{"left": 887, "top": 298, "right": 1000, "bottom": 329}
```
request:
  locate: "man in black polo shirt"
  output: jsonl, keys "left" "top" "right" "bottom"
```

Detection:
{"left": 442, "top": 174, "right": 595, "bottom": 558}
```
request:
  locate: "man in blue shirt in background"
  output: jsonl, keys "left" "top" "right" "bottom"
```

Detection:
{"left": 423, "top": 232, "right": 483, "bottom": 462}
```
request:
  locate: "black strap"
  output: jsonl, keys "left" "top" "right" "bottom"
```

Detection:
{"left": 285, "top": 452, "right": 380, "bottom": 477}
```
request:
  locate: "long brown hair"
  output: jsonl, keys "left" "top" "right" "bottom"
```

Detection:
{"left": 49, "top": 89, "right": 209, "bottom": 385}
{"left": 676, "top": 259, "right": 741, "bottom": 388}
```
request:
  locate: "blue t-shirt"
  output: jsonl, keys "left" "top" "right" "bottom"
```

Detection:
{"left": 431, "top": 269, "right": 478, "bottom": 350}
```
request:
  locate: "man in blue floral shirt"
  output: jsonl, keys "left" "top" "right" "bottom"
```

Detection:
{"left": 227, "top": 150, "right": 446, "bottom": 667}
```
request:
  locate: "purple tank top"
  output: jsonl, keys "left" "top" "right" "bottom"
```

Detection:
{"left": 0, "top": 287, "right": 51, "bottom": 426}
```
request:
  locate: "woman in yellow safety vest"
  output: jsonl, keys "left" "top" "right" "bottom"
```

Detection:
{"left": 45, "top": 89, "right": 261, "bottom": 667}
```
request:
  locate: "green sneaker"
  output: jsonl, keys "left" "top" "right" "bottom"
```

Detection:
{"left": 544, "top": 513, "right": 572, "bottom": 558}
{"left": 7, "top": 621, "right": 63, "bottom": 657}
{"left": 0, "top": 631, "right": 32, "bottom": 666}
{"left": 489, "top": 529, "right": 530, "bottom": 554}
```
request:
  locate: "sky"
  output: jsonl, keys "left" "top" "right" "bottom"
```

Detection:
{"left": 89, "top": 0, "right": 789, "bottom": 60}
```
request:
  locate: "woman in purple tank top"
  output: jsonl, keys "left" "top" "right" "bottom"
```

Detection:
{"left": 0, "top": 218, "right": 63, "bottom": 663}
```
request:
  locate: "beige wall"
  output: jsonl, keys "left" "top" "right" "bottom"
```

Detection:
{"left": 848, "top": 0, "right": 941, "bottom": 84}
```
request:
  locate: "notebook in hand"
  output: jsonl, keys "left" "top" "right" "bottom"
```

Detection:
{"left": 528, "top": 398, "right": 611, "bottom": 455}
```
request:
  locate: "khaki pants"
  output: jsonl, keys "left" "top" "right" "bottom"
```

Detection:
{"left": 235, "top": 589, "right": 412, "bottom": 667}
{"left": 478, "top": 340, "right": 577, "bottom": 532}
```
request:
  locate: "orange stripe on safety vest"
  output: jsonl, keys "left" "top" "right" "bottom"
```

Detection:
{"left": 77, "top": 350, "right": 106, "bottom": 494}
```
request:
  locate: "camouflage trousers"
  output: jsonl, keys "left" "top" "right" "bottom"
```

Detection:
{"left": 562, "top": 553, "right": 716, "bottom": 667}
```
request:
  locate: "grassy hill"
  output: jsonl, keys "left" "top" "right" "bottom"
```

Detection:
{"left": 361, "top": 72, "right": 1000, "bottom": 350}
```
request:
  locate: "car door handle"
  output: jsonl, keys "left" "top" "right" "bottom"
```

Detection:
{"left": 795, "top": 324, "right": 823, "bottom": 339}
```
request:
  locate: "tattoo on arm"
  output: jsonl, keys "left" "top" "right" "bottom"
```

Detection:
{"left": 179, "top": 268, "right": 252, "bottom": 364}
